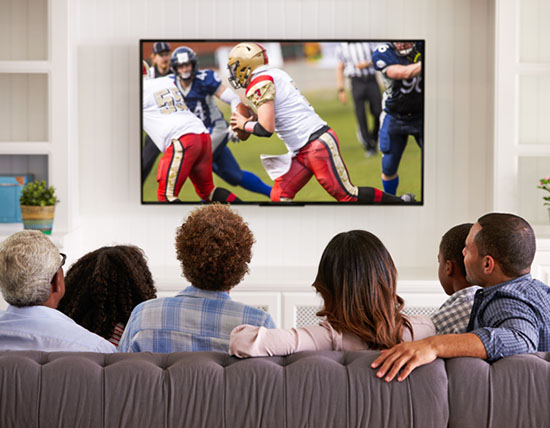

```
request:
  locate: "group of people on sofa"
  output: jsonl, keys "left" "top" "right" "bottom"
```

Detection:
{"left": 0, "top": 205, "right": 548, "bottom": 382}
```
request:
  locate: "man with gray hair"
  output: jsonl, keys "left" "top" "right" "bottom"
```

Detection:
{"left": 0, "top": 230, "right": 115, "bottom": 352}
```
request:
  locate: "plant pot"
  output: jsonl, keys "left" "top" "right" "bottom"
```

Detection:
{"left": 20, "top": 205, "right": 55, "bottom": 235}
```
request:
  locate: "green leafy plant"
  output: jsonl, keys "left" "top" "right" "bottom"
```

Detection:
{"left": 538, "top": 177, "right": 550, "bottom": 207}
{"left": 20, "top": 180, "right": 59, "bottom": 207}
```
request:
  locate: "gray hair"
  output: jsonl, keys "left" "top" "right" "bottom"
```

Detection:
{"left": 0, "top": 230, "right": 61, "bottom": 306}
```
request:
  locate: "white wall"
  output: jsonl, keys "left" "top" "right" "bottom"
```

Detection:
{"left": 71, "top": 0, "right": 495, "bottom": 286}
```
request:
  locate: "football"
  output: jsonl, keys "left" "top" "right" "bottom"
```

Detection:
{"left": 234, "top": 103, "right": 258, "bottom": 141}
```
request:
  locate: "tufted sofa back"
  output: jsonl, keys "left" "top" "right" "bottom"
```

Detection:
{"left": 446, "top": 352, "right": 550, "bottom": 428}
{"left": 0, "top": 350, "right": 449, "bottom": 428}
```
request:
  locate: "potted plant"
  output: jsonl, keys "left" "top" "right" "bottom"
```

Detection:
{"left": 537, "top": 177, "right": 550, "bottom": 222}
{"left": 19, "top": 180, "right": 59, "bottom": 235}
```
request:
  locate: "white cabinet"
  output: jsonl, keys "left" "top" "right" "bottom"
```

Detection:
{"left": 0, "top": 0, "right": 77, "bottom": 235}
{"left": 495, "top": 0, "right": 550, "bottom": 235}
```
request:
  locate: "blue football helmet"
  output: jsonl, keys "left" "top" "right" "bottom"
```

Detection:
{"left": 170, "top": 46, "right": 198, "bottom": 79}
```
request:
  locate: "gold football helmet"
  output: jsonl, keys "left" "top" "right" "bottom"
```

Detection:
{"left": 227, "top": 42, "right": 268, "bottom": 89}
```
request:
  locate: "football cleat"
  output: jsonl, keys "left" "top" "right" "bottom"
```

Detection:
{"left": 400, "top": 193, "right": 416, "bottom": 203}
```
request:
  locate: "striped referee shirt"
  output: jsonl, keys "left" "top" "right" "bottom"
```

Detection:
{"left": 336, "top": 42, "right": 377, "bottom": 77}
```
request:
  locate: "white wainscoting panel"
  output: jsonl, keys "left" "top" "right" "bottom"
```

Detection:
{"left": 70, "top": 0, "right": 495, "bottom": 280}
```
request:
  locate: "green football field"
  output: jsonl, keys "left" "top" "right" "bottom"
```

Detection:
{"left": 142, "top": 90, "right": 422, "bottom": 203}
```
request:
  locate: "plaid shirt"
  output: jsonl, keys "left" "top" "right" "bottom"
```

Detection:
{"left": 431, "top": 286, "right": 481, "bottom": 335}
{"left": 118, "top": 286, "right": 275, "bottom": 353}
{"left": 467, "top": 274, "right": 550, "bottom": 362}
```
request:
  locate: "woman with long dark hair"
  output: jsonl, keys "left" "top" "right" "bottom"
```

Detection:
{"left": 58, "top": 245, "right": 157, "bottom": 347}
{"left": 229, "top": 230, "right": 434, "bottom": 356}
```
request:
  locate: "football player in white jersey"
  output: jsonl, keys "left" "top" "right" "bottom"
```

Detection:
{"left": 170, "top": 46, "right": 272, "bottom": 198}
{"left": 142, "top": 61, "right": 240, "bottom": 203}
{"left": 227, "top": 42, "right": 413, "bottom": 204}
{"left": 142, "top": 42, "right": 173, "bottom": 186}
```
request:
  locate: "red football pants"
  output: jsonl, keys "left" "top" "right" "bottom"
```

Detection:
{"left": 270, "top": 129, "right": 359, "bottom": 202}
{"left": 157, "top": 133, "right": 215, "bottom": 202}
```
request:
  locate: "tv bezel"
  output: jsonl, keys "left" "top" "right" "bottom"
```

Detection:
{"left": 140, "top": 39, "right": 425, "bottom": 206}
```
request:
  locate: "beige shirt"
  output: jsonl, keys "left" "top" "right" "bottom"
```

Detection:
{"left": 229, "top": 315, "right": 435, "bottom": 358}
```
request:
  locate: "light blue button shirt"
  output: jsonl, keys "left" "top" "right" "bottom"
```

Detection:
{"left": 0, "top": 305, "right": 116, "bottom": 353}
{"left": 118, "top": 285, "right": 276, "bottom": 353}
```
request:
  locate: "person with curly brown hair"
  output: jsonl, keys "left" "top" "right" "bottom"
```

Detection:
{"left": 58, "top": 245, "right": 157, "bottom": 347}
{"left": 118, "top": 204, "right": 275, "bottom": 353}
{"left": 229, "top": 230, "right": 434, "bottom": 357}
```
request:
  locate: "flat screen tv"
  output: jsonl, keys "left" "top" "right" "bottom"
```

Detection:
{"left": 141, "top": 40, "right": 424, "bottom": 205}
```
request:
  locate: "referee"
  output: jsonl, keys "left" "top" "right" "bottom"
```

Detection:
{"left": 336, "top": 42, "right": 382, "bottom": 157}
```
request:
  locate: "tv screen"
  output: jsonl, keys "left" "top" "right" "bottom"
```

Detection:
{"left": 141, "top": 40, "right": 424, "bottom": 205}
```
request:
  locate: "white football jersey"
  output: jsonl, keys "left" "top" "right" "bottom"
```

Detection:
{"left": 143, "top": 76, "right": 207, "bottom": 152}
{"left": 246, "top": 66, "right": 326, "bottom": 154}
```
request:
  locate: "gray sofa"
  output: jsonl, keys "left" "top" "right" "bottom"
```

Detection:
{"left": 0, "top": 350, "right": 548, "bottom": 428}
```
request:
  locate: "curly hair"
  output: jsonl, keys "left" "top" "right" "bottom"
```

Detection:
{"left": 58, "top": 245, "right": 157, "bottom": 340}
{"left": 313, "top": 230, "right": 412, "bottom": 350}
{"left": 175, "top": 204, "right": 254, "bottom": 291}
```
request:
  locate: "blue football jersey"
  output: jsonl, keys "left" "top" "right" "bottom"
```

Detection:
{"left": 173, "top": 69, "right": 225, "bottom": 129}
{"left": 372, "top": 43, "right": 423, "bottom": 117}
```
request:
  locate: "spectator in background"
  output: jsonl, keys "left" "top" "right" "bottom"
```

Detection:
{"left": 118, "top": 204, "right": 275, "bottom": 353}
{"left": 58, "top": 245, "right": 157, "bottom": 347}
{"left": 0, "top": 230, "right": 115, "bottom": 352}
{"left": 431, "top": 223, "right": 481, "bottom": 335}
{"left": 150, "top": 41, "right": 172, "bottom": 78}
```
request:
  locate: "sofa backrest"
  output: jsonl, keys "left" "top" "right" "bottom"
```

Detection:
{"left": 446, "top": 352, "right": 550, "bottom": 428}
{"left": 0, "top": 350, "right": 449, "bottom": 428}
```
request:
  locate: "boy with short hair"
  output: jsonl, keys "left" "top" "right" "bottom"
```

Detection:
{"left": 430, "top": 223, "right": 481, "bottom": 335}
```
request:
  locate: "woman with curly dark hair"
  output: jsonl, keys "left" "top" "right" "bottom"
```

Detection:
{"left": 118, "top": 204, "right": 275, "bottom": 353}
{"left": 229, "top": 230, "right": 435, "bottom": 357}
{"left": 58, "top": 245, "right": 157, "bottom": 346}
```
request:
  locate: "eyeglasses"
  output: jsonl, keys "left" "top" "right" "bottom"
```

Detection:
{"left": 51, "top": 253, "right": 66, "bottom": 283}
{"left": 59, "top": 253, "right": 66, "bottom": 269}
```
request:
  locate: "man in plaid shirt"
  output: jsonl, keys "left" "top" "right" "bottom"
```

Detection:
{"left": 118, "top": 204, "right": 275, "bottom": 353}
{"left": 373, "top": 213, "right": 550, "bottom": 382}
{"left": 431, "top": 223, "right": 481, "bottom": 335}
